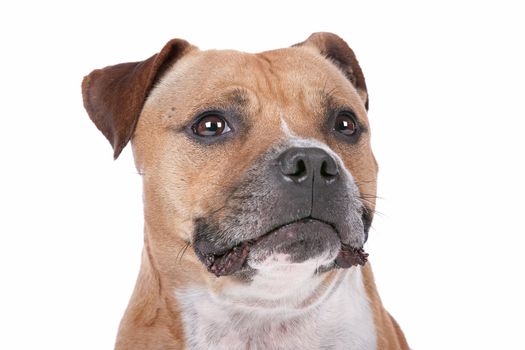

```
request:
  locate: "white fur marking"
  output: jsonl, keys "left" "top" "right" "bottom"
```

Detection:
{"left": 176, "top": 267, "right": 376, "bottom": 350}
{"left": 280, "top": 117, "right": 296, "bottom": 137}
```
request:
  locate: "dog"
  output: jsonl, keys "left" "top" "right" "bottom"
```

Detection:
{"left": 82, "top": 32, "right": 409, "bottom": 350}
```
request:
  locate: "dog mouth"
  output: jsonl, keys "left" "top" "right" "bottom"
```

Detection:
{"left": 197, "top": 218, "right": 368, "bottom": 277}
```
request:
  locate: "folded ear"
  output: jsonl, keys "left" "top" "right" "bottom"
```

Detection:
{"left": 294, "top": 32, "right": 368, "bottom": 110}
{"left": 82, "top": 39, "right": 193, "bottom": 159}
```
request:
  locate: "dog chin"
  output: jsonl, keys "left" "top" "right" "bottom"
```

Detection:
{"left": 246, "top": 219, "right": 341, "bottom": 270}
{"left": 247, "top": 251, "right": 337, "bottom": 275}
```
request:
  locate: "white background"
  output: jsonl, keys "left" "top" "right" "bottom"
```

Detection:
{"left": 1, "top": 0, "right": 524, "bottom": 349}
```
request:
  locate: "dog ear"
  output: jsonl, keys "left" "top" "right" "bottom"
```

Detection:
{"left": 82, "top": 39, "right": 193, "bottom": 159}
{"left": 294, "top": 32, "right": 368, "bottom": 110}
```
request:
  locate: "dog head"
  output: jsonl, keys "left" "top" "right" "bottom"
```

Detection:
{"left": 82, "top": 33, "right": 377, "bottom": 300}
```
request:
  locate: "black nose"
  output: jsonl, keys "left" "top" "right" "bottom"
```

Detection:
{"left": 278, "top": 147, "right": 339, "bottom": 183}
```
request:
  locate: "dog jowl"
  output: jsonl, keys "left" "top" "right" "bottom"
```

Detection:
{"left": 82, "top": 33, "right": 408, "bottom": 350}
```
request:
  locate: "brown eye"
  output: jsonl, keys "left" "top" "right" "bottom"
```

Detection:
{"left": 334, "top": 112, "right": 357, "bottom": 136}
{"left": 192, "top": 114, "right": 231, "bottom": 137}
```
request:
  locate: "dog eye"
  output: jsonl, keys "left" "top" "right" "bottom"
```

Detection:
{"left": 333, "top": 112, "right": 357, "bottom": 136}
{"left": 192, "top": 114, "right": 231, "bottom": 137}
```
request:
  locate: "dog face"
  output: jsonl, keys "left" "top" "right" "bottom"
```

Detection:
{"left": 83, "top": 33, "right": 377, "bottom": 294}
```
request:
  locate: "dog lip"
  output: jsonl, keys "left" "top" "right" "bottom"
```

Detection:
{"left": 226, "top": 217, "right": 337, "bottom": 252}
{"left": 248, "top": 218, "right": 336, "bottom": 250}
{"left": 203, "top": 218, "right": 328, "bottom": 277}
{"left": 334, "top": 245, "right": 368, "bottom": 268}
{"left": 199, "top": 217, "right": 367, "bottom": 277}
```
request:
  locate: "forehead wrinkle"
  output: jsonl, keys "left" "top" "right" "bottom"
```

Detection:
{"left": 247, "top": 53, "right": 293, "bottom": 136}
{"left": 248, "top": 64, "right": 297, "bottom": 135}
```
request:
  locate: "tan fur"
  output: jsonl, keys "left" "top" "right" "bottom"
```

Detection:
{"left": 363, "top": 264, "right": 410, "bottom": 349}
{"left": 83, "top": 34, "right": 407, "bottom": 349}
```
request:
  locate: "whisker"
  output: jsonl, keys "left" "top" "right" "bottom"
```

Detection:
{"left": 354, "top": 179, "right": 377, "bottom": 185}
{"left": 177, "top": 241, "right": 192, "bottom": 264}
{"left": 361, "top": 204, "right": 385, "bottom": 218}
{"left": 359, "top": 192, "right": 383, "bottom": 200}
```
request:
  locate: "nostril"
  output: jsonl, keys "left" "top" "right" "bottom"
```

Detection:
{"left": 279, "top": 151, "right": 309, "bottom": 182}
{"left": 283, "top": 158, "right": 308, "bottom": 182}
{"left": 320, "top": 159, "right": 338, "bottom": 178}
{"left": 294, "top": 159, "right": 307, "bottom": 177}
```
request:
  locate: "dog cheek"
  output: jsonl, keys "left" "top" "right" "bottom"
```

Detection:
{"left": 225, "top": 160, "right": 277, "bottom": 235}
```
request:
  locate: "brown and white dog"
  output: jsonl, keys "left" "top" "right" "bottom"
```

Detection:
{"left": 82, "top": 32, "right": 409, "bottom": 350}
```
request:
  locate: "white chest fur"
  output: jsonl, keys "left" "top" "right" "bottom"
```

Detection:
{"left": 176, "top": 267, "right": 376, "bottom": 350}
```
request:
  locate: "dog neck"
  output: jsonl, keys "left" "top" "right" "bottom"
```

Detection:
{"left": 115, "top": 233, "right": 380, "bottom": 349}
{"left": 175, "top": 266, "right": 377, "bottom": 350}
